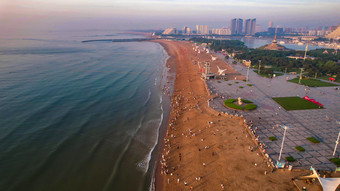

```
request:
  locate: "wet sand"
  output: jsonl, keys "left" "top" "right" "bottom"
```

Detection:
{"left": 154, "top": 40, "right": 309, "bottom": 191}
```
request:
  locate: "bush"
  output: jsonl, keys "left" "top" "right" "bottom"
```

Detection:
{"left": 217, "top": 81, "right": 221, "bottom": 83}
{"left": 295, "top": 146, "right": 305, "bottom": 152}
{"left": 235, "top": 81, "right": 239, "bottom": 84}
{"left": 244, "top": 104, "right": 257, "bottom": 110}
{"left": 330, "top": 158, "right": 340, "bottom": 166}
{"left": 247, "top": 84, "right": 253, "bottom": 86}
{"left": 228, "top": 83, "right": 232, "bottom": 86}
{"left": 285, "top": 156, "right": 296, "bottom": 162}
{"left": 306, "top": 137, "right": 320, "bottom": 143}
{"left": 243, "top": 79, "right": 247, "bottom": 82}
{"left": 239, "top": 86, "right": 244, "bottom": 88}
{"left": 224, "top": 79, "right": 228, "bottom": 81}
{"left": 268, "top": 136, "right": 277, "bottom": 141}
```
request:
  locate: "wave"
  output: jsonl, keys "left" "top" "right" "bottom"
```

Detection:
{"left": 144, "top": 89, "right": 152, "bottom": 106}
{"left": 103, "top": 116, "right": 145, "bottom": 191}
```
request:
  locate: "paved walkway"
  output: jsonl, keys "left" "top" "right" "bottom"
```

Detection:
{"left": 207, "top": 58, "right": 340, "bottom": 171}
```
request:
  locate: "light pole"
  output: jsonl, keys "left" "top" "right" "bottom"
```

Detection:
{"left": 333, "top": 120, "right": 340, "bottom": 156}
{"left": 246, "top": 65, "right": 250, "bottom": 82}
{"left": 258, "top": 60, "right": 261, "bottom": 74}
{"left": 298, "top": 68, "right": 304, "bottom": 84}
{"left": 278, "top": 124, "right": 292, "bottom": 161}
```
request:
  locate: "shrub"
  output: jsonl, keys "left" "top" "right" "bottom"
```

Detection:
{"left": 295, "top": 146, "right": 305, "bottom": 152}
{"left": 285, "top": 156, "right": 296, "bottom": 162}
{"left": 235, "top": 81, "right": 239, "bottom": 84}
{"left": 217, "top": 81, "right": 221, "bottom": 83}
{"left": 330, "top": 158, "right": 340, "bottom": 166}
{"left": 244, "top": 104, "right": 257, "bottom": 110}
{"left": 268, "top": 136, "right": 277, "bottom": 141}
{"left": 247, "top": 84, "right": 253, "bottom": 86}
{"left": 239, "top": 86, "right": 244, "bottom": 88}
{"left": 224, "top": 79, "right": 228, "bottom": 81}
{"left": 228, "top": 83, "right": 232, "bottom": 86}
{"left": 242, "top": 79, "right": 247, "bottom": 82}
{"left": 306, "top": 137, "right": 320, "bottom": 143}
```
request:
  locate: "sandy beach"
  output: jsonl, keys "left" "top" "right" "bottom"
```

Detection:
{"left": 154, "top": 39, "right": 310, "bottom": 191}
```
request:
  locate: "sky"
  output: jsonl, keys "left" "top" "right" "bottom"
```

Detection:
{"left": 0, "top": 0, "right": 339, "bottom": 34}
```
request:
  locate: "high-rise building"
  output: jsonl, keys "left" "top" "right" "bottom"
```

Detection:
{"left": 244, "top": 19, "right": 256, "bottom": 35}
{"left": 268, "top": 21, "right": 274, "bottom": 28}
{"left": 196, "top": 25, "right": 209, "bottom": 35}
{"left": 212, "top": 28, "right": 231, "bottom": 35}
{"left": 230, "top": 18, "right": 243, "bottom": 35}
{"left": 182, "top": 26, "right": 191, "bottom": 34}
{"left": 162, "top": 28, "right": 177, "bottom": 35}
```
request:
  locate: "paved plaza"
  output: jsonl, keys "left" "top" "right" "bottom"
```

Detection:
{"left": 207, "top": 59, "right": 340, "bottom": 171}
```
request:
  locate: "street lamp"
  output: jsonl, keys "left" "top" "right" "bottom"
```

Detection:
{"left": 298, "top": 68, "right": 304, "bottom": 84}
{"left": 278, "top": 124, "right": 293, "bottom": 161}
{"left": 258, "top": 60, "right": 261, "bottom": 74}
{"left": 333, "top": 120, "right": 340, "bottom": 156}
{"left": 246, "top": 65, "right": 250, "bottom": 82}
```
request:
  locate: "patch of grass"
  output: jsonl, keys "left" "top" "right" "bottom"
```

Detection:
{"left": 268, "top": 136, "right": 277, "bottom": 141}
{"left": 224, "top": 102, "right": 243, "bottom": 110}
{"left": 224, "top": 99, "right": 257, "bottom": 111}
{"left": 244, "top": 104, "right": 257, "bottom": 110}
{"left": 319, "top": 76, "right": 340, "bottom": 83}
{"left": 247, "top": 84, "right": 253, "bottom": 86}
{"left": 285, "top": 156, "right": 296, "bottom": 162}
{"left": 217, "top": 81, "right": 221, "bottom": 83}
{"left": 288, "top": 77, "right": 338, "bottom": 87}
{"left": 295, "top": 146, "right": 305, "bottom": 152}
{"left": 224, "top": 99, "right": 236, "bottom": 103}
{"left": 239, "top": 86, "right": 244, "bottom": 88}
{"left": 224, "top": 79, "right": 228, "bottom": 81}
{"left": 306, "top": 137, "right": 320, "bottom": 143}
{"left": 272, "top": 97, "right": 323, "bottom": 110}
{"left": 242, "top": 79, "right": 247, "bottom": 82}
{"left": 253, "top": 70, "right": 284, "bottom": 78}
{"left": 228, "top": 83, "right": 232, "bottom": 86}
{"left": 330, "top": 158, "right": 340, "bottom": 166}
{"left": 235, "top": 81, "right": 239, "bottom": 84}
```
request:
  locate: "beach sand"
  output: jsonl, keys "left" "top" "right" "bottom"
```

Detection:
{"left": 154, "top": 40, "right": 314, "bottom": 191}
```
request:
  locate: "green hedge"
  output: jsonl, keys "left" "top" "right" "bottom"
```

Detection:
{"left": 295, "top": 146, "right": 305, "bottom": 152}
{"left": 306, "top": 137, "right": 320, "bottom": 143}
{"left": 285, "top": 156, "right": 296, "bottom": 162}
{"left": 330, "top": 158, "right": 340, "bottom": 166}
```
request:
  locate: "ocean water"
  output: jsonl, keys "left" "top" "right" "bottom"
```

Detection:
{"left": 0, "top": 31, "right": 171, "bottom": 191}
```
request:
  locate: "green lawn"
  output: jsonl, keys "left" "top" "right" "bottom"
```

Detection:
{"left": 272, "top": 97, "right": 323, "bottom": 110}
{"left": 288, "top": 77, "right": 338, "bottom": 87}
{"left": 318, "top": 76, "right": 340, "bottom": 83}
{"left": 253, "top": 70, "right": 284, "bottom": 78}
{"left": 330, "top": 158, "right": 340, "bottom": 166}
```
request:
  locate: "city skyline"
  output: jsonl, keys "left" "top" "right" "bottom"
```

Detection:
{"left": 1, "top": 0, "right": 339, "bottom": 34}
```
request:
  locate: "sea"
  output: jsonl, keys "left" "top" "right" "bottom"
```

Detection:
{"left": 0, "top": 30, "right": 172, "bottom": 191}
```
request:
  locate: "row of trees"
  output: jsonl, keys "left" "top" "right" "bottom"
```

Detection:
{"left": 191, "top": 37, "right": 340, "bottom": 78}
{"left": 235, "top": 49, "right": 340, "bottom": 77}
{"left": 190, "top": 38, "right": 247, "bottom": 52}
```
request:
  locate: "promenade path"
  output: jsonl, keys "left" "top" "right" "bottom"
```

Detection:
{"left": 207, "top": 58, "right": 340, "bottom": 171}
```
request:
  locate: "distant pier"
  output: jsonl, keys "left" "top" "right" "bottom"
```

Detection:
{"left": 81, "top": 38, "right": 155, "bottom": 43}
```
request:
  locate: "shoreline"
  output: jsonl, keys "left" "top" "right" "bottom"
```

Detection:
{"left": 152, "top": 39, "right": 309, "bottom": 191}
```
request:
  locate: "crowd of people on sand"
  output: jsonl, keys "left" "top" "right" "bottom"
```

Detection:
{"left": 160, "top": 43, "right": 281, "bottom": 190}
